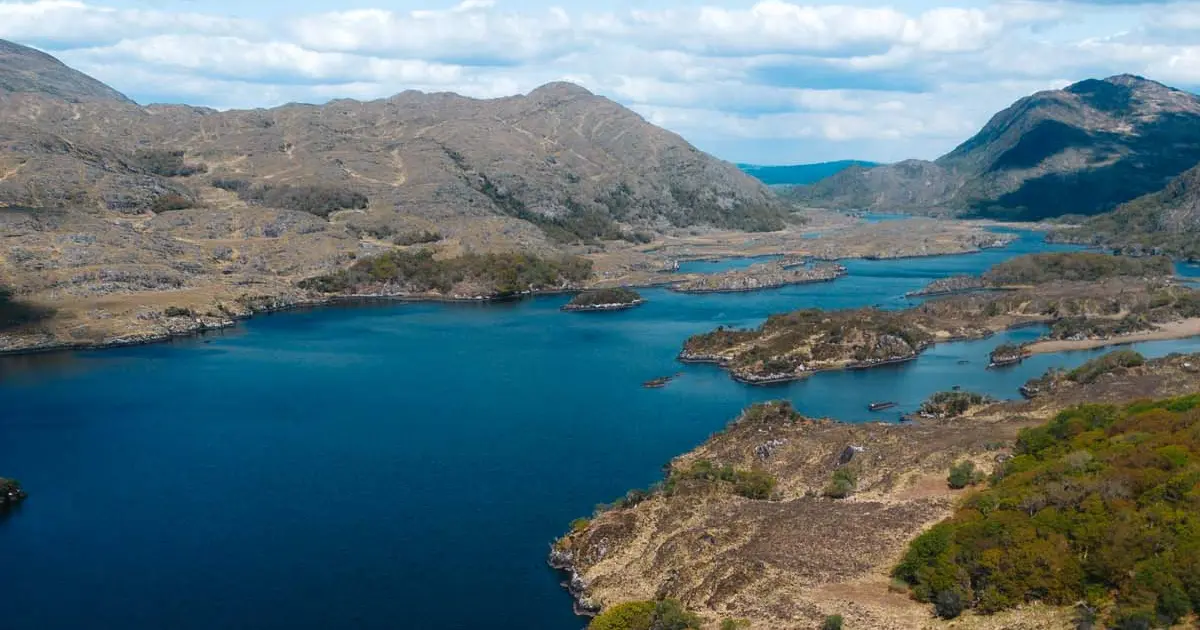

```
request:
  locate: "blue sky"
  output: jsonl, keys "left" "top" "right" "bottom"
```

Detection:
{"left": 3, "top": 0, "right": 1199, "bottom": 164}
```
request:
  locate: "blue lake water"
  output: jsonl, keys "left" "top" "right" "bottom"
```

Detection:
{"left": 674, "top": 254, "right": 782, "bottom": 274}
{"left": 2, "top": 230, "right": 1198, "bottom": 630}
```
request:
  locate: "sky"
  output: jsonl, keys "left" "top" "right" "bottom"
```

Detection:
{"left": 2, "top": 0, "right": 1199, "bottom": 164}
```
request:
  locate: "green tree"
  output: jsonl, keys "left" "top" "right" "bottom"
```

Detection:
{"left": 823, "top": 468, "right": 856, "bottom": 499}
{"left": 821, "top": 614, "right": 844, "bottom": 630}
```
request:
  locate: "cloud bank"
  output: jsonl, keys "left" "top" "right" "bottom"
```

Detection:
{"left": 2, "top": 0, "right": 1197, "bottom": 163}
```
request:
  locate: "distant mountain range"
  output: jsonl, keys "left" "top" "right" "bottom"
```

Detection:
{"left": 737, "top": 160, "right": 879, "bottom": 186}
{"left": 792, "top": 75, "right": 1200, "bottom": 222}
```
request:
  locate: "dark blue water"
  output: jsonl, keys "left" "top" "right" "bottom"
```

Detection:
{"left": 1, "top": 230, "right": 1197, "bottom": 630}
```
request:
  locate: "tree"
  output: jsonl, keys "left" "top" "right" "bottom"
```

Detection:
{"left": 821, "top": 614, "right": 844, "bottom": 630}
{"left": 946, "top": 461, "right": 982, "bottom": 489}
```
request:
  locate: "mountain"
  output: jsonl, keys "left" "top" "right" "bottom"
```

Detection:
{"left": 793, "top": 75, "right": 1200, "bottom": 220}
{"left": 738, "top": 160, "right": 878, "bottom": 186}
{"left": 0, "top": 40, "right": 132, "bottom": 103}
{"left": 0, "top": 38, "right": 790, "bottom": 351}
{"left": 1054, "top": 161, "right": 1200, "bottom": 259}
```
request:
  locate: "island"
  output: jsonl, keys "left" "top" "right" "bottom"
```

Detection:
{"left": 987, "top": 342, "right": 1028, "bottom": 368}
{"left": 562, "top": 287, "right": 645, "bottom": 312}
{"left": 680, "top": 253, "right": 1200, "bottom": 385}
{"left": 669, "top": 261, "right": 845, "bottom": 294}
{"left": 551, "top": 351, "right": 1200, "bottom": 629}
{"left": 914, "top": 391, "right": 994, "bottom": 419}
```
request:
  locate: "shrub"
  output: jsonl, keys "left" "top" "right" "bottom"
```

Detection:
{"left": 821, "top": 614, "right": 844, "bottom": 630}
{"left": 134, "top": 149, "right": 205, "bottom": 177}
{"left": 823, "top": 468, "right": 856, "bottom": 499}
{"left": 151, "top": 194, "right": 194, "bottom": 213}
{"left": 588, "top": 599, "right": 701, "bottom": 630}
{"left": 163, "top": 306, "right": 194, "bottom": 318}
{"left": 733, "top": 468, "right": 777, "bottom": 500}
{"left": 719, "top": 619, "right": 750, "bottom": 630}
{"left": 946, "top": 461, "right": 983, "bottom": 489}
{"left": 933, "top": 590, "right": 965, "bottom": 619}
{"left": 392, "top": 230, "right": 443, "bottom": 246}
{"left": 569, "top": 518, "right": 590, "bottom": 534}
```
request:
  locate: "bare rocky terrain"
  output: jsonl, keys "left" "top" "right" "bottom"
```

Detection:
{"left": 792, "top": 75, "right": 1200, "bottom": 222}
{"left": 0, "top": 38, "right": 793, "bottom": 352}
{"left": 553, "top": 352, "right": 1200, "bottom": 629}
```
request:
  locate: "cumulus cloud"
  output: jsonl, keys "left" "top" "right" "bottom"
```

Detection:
{"left": 0, "top": 0, "right": 1196, "bottom": 163}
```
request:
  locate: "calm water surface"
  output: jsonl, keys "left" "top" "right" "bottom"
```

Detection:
{"left": 2, "top": 230, "right": 1198, "bottom": 630}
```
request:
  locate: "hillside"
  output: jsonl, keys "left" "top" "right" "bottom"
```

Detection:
{"left": 0, "top": 40, "right": 132, "bottom": 103}
{"left": 791, "top": 75, "right": 1200, "bottom": 221}
{"left": 0, "top": 38, "right": 789, "bottom": 352}
{"left": 1052, "top": 161, "right": 1200, "bottom": 259}
{"left": 738, "top": 160, "right": 878, "bottom": 186}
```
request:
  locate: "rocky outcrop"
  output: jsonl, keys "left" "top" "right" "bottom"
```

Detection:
{"left": 670, "top": 262, "right": 845, "bottom": 294}
{"left": 0, "top": 478, "right": 26, "bottom": 508}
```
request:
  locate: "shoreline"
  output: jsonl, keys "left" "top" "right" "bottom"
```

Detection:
{"left": 1025, "top": 318, "right": 1200, "bottom": 354}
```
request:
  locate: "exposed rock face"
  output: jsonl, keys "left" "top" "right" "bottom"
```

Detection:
{"left": 793, "top": 75, "right": 1200, "bottom": 221}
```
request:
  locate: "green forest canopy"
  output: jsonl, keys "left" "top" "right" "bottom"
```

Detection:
{"left": 894, "top": 395, "right": 1200, "bottom": 627}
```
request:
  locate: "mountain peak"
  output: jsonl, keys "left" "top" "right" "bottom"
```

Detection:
{"left": 0, "top": 39, "right": 133, "bottom": 103}
{"left": 527, "top": 81, "right": 594, "bottom": 102}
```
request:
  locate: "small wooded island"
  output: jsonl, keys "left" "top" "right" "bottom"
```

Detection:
{"left": 562, "top": 288, "right": 645, "bottom": 312}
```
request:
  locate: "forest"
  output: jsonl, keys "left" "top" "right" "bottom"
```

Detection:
{"left": 894, "top": 395, "right": 1200, "bottom": 627}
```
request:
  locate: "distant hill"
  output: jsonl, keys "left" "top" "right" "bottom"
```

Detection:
{"left": 737, "top": 160, "right": 879, "bottom": 186}
{"left": 1053, "top": 161, "right": 1200, "bottom": 259}
{"left": 793, "top": 75, "right": 1200, "bottom": 221}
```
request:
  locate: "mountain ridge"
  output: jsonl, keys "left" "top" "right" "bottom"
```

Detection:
{"left": 792, "top": 75, "right": 1200, "bottom": 220}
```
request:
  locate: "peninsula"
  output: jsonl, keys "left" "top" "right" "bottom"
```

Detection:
{"left": 552, "top": 351, "right": 1200, "bottom": 629}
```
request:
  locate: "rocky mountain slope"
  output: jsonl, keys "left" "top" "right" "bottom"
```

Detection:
{"left": 1053, "top": 161, "right": 1200, "bottom": 259}
{"left": 0, "top": 38, "right": 788, "bottom": 352}
{"left": 792, "top": 75, "right": 1200, "bottom": 221}
{"left": 0, "top": 40, "right": 132, "bottom": 103}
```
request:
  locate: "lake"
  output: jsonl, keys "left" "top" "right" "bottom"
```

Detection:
{"left": 2, "top": 230, "right": 1198, "bottom": 630}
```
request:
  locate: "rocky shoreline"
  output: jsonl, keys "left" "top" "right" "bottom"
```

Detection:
{"left": 669, "top": 262, "right": 846, "bottom": 294}
{"left": 550, "top": 353, "right": 1200, "bottom": 629}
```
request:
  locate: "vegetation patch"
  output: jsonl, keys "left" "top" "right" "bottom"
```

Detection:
{"left": 564, "top": 287, "right": 643, "bottom": 310}
{"left": 983, "top": 252, "right": 1173, "bottom": 285}
{"left": 133, "top": 149, "right": 206, "bottom": 177}
{"left": 392, "top": 230, "right": 442, "bottom": 246}
{"left": 213, "top": 178, "right": 368, "bottom": 218}
{"left": 587, "top": 599, "right": 701, "bottom": 630}
{"left": 894, "top": 395, "right": 1200, "bottom": 626}
{"left": 823, "top": 468, "right": 857, "bottom": 499}
{"left": 299, "top": 249, "right": 592, "bottom": 298}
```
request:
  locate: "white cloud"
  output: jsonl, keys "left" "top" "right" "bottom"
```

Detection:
{"left": 0, "top": 0, "right": 1196, "bottom": 163}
